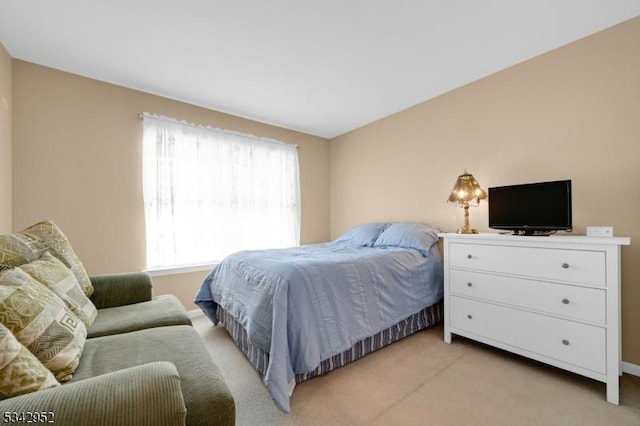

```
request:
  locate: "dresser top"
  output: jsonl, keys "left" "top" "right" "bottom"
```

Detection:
{"left": 438, "top": 232, "right": 630, "bottom": 246}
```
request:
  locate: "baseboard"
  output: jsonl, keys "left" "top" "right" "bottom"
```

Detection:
{"left": 622, "top": 361, "right": 640, "bottom": 377}
{"left": 188, "top": 309, "right": 205, "bottom": 319}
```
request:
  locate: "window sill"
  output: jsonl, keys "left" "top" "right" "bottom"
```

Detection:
{"left": 145, "top": 262, "right": 217, "bottom": 277}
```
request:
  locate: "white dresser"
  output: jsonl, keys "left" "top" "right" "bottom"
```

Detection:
{"left": 439, "top": 233, "right": 630, "bottom": 404}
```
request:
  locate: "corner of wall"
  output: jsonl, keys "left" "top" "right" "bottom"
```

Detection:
{"left": 0, "top": 42, "right": 11, "bottom": 233}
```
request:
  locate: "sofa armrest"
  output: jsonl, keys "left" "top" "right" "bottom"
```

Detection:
{"left": 0, "top": 362, "right": 186, "bottom": 426}
{"left": 89, "top": 272, "right": 153, "bottom": 309}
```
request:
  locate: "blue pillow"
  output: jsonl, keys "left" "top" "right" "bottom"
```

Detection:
{"left": 334, "top": 223, "right": 390, "bottom": 247}
{"left": 373, "top": 222, "right": 440, "bottom": 256}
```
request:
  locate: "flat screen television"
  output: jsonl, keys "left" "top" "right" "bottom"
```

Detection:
{"left": 488, "top": 180, "right": 572, "bottom": 235}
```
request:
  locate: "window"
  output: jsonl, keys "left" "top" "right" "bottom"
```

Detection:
{"left": 142, "top": 113, "right": 300, "bottom": 269}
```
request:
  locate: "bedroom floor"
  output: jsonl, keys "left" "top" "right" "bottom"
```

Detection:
{"left": 193, "top": 315, "right": 640, "bottom": 426}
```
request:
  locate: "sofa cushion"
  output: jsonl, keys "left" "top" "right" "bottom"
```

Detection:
{"left": 19, "top": 221, "right": 93, "bottom": 297}
{"left": 0, "top": 323, "right": 60, "bottom": 399}
{"left": 20, "top": 252, "right": 97, "bottom": 328}
{"left": 0, "top": 268, "right": 87, "bottom": 382}
{"left": 87, "top": 294, "right": 192, "bottom": 338}
{"left": 74, "top": 325, "right": 235, "bottom": 425}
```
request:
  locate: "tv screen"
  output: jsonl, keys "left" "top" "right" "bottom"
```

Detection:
{"left": 488, "top": 180, "right": 572, "bottom": 235}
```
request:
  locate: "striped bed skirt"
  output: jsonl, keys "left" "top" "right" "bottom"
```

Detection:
{"left": 216, "top": 299, "right": 444, "bottom": 385}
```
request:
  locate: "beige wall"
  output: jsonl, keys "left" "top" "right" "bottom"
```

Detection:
{"left": 330, "top": 17, "right": 640, "bottom": 364}
{"left": 12, "top": 61, "right": 330, "bottom": 310}
{"left": 0, "top": 43, "right": 11, "bottom": 233}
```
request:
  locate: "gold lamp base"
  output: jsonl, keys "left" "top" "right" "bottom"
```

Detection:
{"left": 456, "top": 203, "right": 479, "bottom": 234}
{"left": 456, "top": 224, "right": 479, "bottom": 234}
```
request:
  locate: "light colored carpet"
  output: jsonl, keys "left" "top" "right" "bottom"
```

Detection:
{"left": 192, "top": 316, "right": 640, "bottom": 426}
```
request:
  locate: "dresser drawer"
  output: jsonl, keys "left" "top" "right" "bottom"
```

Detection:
{"left": 449, "top": 243, "right": 606, "bottom": 286}
{"left": 450, "top": 270, "right": 606, "bottom": 324}
{"left": 450, "top": 296, "right": 605, "bottom": 374}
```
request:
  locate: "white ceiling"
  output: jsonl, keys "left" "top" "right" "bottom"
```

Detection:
{"left": 1, "top": 1, "right": 639, "bottom": 139}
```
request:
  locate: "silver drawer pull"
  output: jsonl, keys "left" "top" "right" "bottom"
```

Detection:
{"left": 467, "top": 254, "right": 473, "bottom": 259}
{"left": 562, "top": 298, "right": 570, "bottom": 305}
{"left": 562, "top": 339, "right": 570, "bottom": 346}
{"left": 467, "top": 282, "right": 473, "bottom": 287}
{"left": 561, "top": 263, "right": 569, "bottom": 269}
{"left": 467, "top": 314, "right": 473, "bottom": 320}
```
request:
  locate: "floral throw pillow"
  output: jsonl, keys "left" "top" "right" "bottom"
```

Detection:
{"left": 0, "top": 323, "right": 60, "bottom": 398}
{"left": 0, "top": 267, "right": 87, "bottom": 382}
{"left": 19, "top": 221, "right": 94, "bottom": 297}
{"left": 20, "top": 251, "right": 98, "bottom": 328}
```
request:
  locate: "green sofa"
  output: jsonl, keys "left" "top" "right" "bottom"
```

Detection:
{"left": 0, "top": 222, "right": 235, "bottom": 426}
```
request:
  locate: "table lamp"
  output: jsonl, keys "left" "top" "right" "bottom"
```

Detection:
{"left": 447, "top": 170, "right": 487, "bottom": 234}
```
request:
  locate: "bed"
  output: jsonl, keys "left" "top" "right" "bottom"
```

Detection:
{"left": 194, "top": 222, "right": 444, "bottom": 412}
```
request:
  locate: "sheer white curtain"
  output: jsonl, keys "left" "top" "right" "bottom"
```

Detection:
{"left": 142, "top": 113, "right": 300, "bottom": 269}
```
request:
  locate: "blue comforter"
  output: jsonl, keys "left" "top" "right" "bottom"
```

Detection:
{"left": 195, "top": 241, "right": 443, "bottom": 412}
